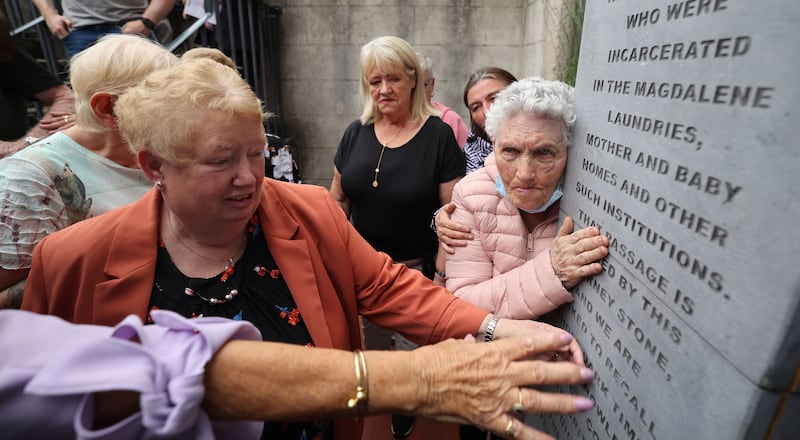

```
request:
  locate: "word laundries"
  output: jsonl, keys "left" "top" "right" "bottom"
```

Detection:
{"left": 607, "top": 111, "right": 697, "bottom": 144}
{"left": 633, "top": 81, "right": 773, "bottom": 108}
{"left": 608, "top": 36, "right": 750, "bottom": 63}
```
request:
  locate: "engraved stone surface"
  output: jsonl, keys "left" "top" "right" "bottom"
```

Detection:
{"left": 535, "top": 0, "right": 800, "bottom": 438}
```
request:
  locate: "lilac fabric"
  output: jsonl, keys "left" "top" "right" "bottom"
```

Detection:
{"left": 0, "top": 309, "right": 263, "bottom": 439}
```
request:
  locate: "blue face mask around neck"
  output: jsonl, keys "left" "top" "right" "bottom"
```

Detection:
{"left": 495, "top": 175, "right": 563, "bottom": 214}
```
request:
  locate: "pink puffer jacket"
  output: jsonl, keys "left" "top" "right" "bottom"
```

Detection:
{"left": 445, "top": 153, "right": 573, "bottom": 319}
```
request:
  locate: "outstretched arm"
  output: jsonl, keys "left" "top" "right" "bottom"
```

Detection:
{"left": 2, "top": 310, "right": 593, "bottom": 439}
{"left": 205, "top": 331, "right": 594, "bottom": 439}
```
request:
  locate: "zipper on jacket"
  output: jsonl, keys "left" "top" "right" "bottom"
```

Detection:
{"left": 527, "top": 231, "right": 533, "bottom": 255}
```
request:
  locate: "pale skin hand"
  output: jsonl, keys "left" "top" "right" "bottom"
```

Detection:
{"left": 432, "top": 179, "right": 461, "bottom": 276}
{"left": 38, "top": 109, "right": 76, "bottom": 133}
{"left": 120, "top": 20, "right": 150, "bottom": 36}
{"left": 0, "top": 85, "right": 75, "bottom": 158}
{"left": 549, "top": 215, "right": 609, "bottom": 289}
{"left": 32, "top": 0, "right": 72, "bottom": 39}
{"left": 37, "top": 85, "right": 76, "bottom": 133}
{"left": 435, "top": 201, "right": 472, "bottom": 253}
{"left": 489, "top": 318, "right": 585, "bottom": 367}
{"left": 409, "top": 334, "right": 593, "bottom": 440}
{"left": 43, "top": 14, "right": 72, "bottom": 38}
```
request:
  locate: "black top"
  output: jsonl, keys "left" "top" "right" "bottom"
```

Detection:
{"left": 148, "top": 213, "right": 332, "bottom": 439}
{"left": 334, "top": 116, "right": 465, "bottom": 260}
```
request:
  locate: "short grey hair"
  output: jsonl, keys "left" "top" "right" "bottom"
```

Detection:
{"left": 484, "top": 77, "right": 575, "bottom": 146}
{"left": 416, "top": 52, "right": 432, "bottom": 83}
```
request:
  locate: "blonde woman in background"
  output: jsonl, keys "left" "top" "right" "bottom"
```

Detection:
{"left": 330, "top": 35, "right": 467, "bottom": 439}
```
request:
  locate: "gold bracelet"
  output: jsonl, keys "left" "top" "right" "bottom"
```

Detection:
{"left": 347, "top": 349, "right": 369, "bottom": 420}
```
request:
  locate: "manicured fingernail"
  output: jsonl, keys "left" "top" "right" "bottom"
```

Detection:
{"left": 464, "top": 333, "right": 476, "bottom": 342}
{"left": 580, "top": 368, "right": 595, "bottom": 381}
{"left": 560, "top": 333, "right": 573, "bottom": 344}
{"left": 574, "top": 397, "right": 594, "bottom": 411}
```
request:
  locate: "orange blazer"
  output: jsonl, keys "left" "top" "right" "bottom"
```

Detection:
{"left": 22, "top": 179, "right": 487, "bottom": 439}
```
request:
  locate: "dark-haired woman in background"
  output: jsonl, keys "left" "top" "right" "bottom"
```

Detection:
{"left": 462, "top": 67, "right": 518, "bottom": 174}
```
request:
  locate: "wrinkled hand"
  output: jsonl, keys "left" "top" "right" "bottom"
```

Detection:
{"left": 411, "top": 334, "right": 594, "bottom": 439}
{"left": 492, "top": 318, "right": 585, "bottom": 366}
{"left": 436, "top": 202, "right": 472, "bottom": 253}
{"left": 39, "top": 111, "right": 75, "bottom": 133}
{"left": 44, "top": 14, "right": 72, "bottom": 39}
{"left": 32, "top": 87, "right": 75, "bottom": 135}
{"left": 549, "top": 216, "right": 609, "bottom": 289}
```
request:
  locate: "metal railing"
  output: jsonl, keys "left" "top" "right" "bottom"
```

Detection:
{"left": 5, "top": 0, "right": 284, "bottom": 135}
{"left": 212, "top": 1, "right": 284, "bottom": 135}
{"left": 10, "top": 14, "right": 41, "bottom": 35}
{"left": 4, "top": 0, "right": 63, "bottom": 78}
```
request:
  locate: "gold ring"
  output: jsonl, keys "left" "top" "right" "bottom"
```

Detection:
{"left": 504, "top": 418, "right": 514, "bottom": 438}
{"left": 513, "top": 388, "right": 525, "bottom": 414}
{"left": 63, "top": 115, "right": 69, "bottom": 123}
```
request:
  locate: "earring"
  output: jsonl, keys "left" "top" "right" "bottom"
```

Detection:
{"left": 155, "top": 180, "right": 164, "bottom": 189}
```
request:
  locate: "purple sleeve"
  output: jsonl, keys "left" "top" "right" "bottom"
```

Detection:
{"left": 0, "top": 309, "right": 263, "bottom": 440}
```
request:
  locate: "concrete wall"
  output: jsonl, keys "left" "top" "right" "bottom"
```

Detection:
{"left": 274, "top": 0, "right": 576, "bottom": 187}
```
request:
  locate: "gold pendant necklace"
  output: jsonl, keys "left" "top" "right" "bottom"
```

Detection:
{"left": 372, "top": 122, "right": 405, "bottom": 188}
{"left": 372, "top": 143, "right": 387, "bottom": 188}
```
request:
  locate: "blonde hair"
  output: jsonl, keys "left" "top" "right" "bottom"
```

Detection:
{"left": 181, "top": 47, "right": 237, "bottom": 71}
{"left": 115, "top": 58, "right": 264, "bottom": 163}
{"left": 68, "top": 34, "right": 178, "bottom": 134}
{"left": 358, "top": 36, "right": 438, "bottom": 125}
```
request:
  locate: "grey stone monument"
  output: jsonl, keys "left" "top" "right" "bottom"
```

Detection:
{"left": 534, "top": 0, "right": 800, "bottom": 438}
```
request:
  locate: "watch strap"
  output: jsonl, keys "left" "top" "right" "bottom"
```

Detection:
{"left": 138, "top": 17, "right": 155, "bottom": 31}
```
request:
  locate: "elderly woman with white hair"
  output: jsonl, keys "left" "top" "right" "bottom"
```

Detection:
{"left": 444, "top": 76, "right": 609, "bottom": 439}
{"left": 444, "top": 77, "right": 610, "bottom": 320}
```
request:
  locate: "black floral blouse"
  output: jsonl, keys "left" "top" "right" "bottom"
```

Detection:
{"left": 148, "top": 213, "right": 332, "bottom": 440}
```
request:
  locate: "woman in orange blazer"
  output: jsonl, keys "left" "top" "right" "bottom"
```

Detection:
{"left": 21, "top": 58, "right": 589, "bottom": 440}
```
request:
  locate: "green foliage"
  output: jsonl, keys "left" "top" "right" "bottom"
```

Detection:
{"left": 563, "top": 0, "right": 585, "bottom": 86}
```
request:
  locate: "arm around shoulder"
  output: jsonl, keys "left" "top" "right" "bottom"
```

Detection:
{"left": 445, "top": 187, "right": 572, "bottom": 319}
